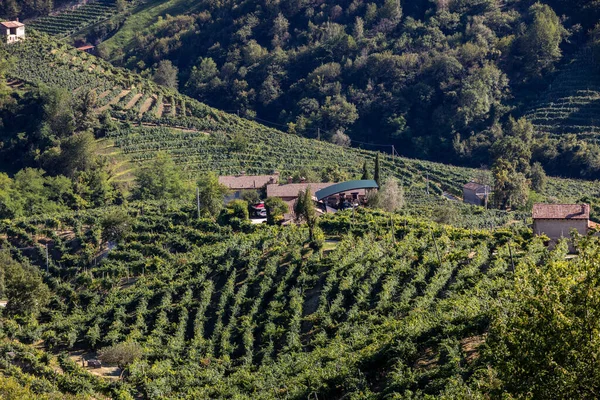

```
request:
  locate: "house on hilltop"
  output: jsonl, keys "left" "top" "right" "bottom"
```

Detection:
{"left": 532, "top": 203, "right": 592, "bottom": 243}
{"left": 463, "top": 181, "right": 491, "bottom": 206}
{"left": 1, "top": 20, "right": 25, "bottom": 44}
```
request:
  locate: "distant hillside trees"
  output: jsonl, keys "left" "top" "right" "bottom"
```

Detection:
{"left": 153, "top": 60, "right": 179, "bottom": 89}
{"left": 518, "top": 3, "right": 568, "bottom": 79}
{"left": 106, "top": 0, "right": 577, "bottom": 171}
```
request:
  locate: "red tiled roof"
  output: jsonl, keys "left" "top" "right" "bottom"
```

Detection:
{"left": 76, "top": 45, "right": 95, "bottom": 51}
{"left": 532, "top": 203, "right": 590, "bottom": 220}
{"left": 1, "top": 21, "right": 24, "bottom": 28}
{"left": 218, "top": 174, "right": 279, "bottom": 190}
{"left": 266, "top": 183, "right": 333, "bottom": 198}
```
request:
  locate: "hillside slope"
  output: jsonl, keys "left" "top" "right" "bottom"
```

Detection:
{"left": 0, "top": 203, "right": 544, "bottom": 398}
{"left": 4, "top": 34, "right": 598, "bottom": 205}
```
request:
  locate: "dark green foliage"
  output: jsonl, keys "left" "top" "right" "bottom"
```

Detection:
{"left": 153, "top": 60, "right": 179, "bottom": 89}
{"left": 484, "top": 237, "right": 600, "bottom": 398}
{"left": 133, "top": 152, "right": 187, "bottom": 201}
{"left": 220, "top": 200, "right": 249, "bottom": 225}
{"left": 196, "top": 172, "right": 229, "bottom": 218}
{"left": 0, "top": 252, "right": 50, "bottom": 317}
{"left": 374, "top": 153, "right": 381, "bottom": 187}
{"left": 102, "top": 0, "right": 585, "bottom": 174}
{"left": 240, "top": 190, "right": 260, "bottom": 205}
{"left": 361, "top": 160, "right": 371, "bottom": 180}
{"left": 530, "top": 162, "right": 547, "bottom": 192}
{"left": 98, "top": 341, "right": 143, "bottom": 370}
{"left": 100, "top": 209, "right": 132, "bottom": 244}
{"left": 265, "top": 196, "right": 288, "bottom": 225}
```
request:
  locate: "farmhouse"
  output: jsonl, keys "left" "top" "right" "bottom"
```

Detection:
{"left": 1, "top": 20, "right": 25, "bottom": 44}
{"left": 532, "top": 203, "right": 591, "bottom": 242}
{"left": 266, "top": 179, "right": 379, "bottom": 212}
{"left": 463, "top": 181, "right": 491, "bottom": 206}
{"left": 266, "top": 182, "right": 332, "bottom": 212}
{"left": 219, "top": 172, "right": 279, "bottom": 202}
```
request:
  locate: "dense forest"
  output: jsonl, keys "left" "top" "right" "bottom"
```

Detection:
{"left": 83, "top": 0, "right": 600, "bottom": 179}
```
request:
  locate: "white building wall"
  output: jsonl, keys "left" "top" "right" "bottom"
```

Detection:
{"left": 533, "top": 219, "right": 588, "bottom": 240}
{"left": 3, "top": 25, "right": 25, "bottom": 44}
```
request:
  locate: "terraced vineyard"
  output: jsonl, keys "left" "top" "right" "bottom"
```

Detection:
{"left": 525, "top": 47, "right": 600, "bottom": 141}
{"left": 0, "top": 203, "right": 552, "bottom": 398}
{"left": 4, "top": 34, "right": 202, "bottom": 123}
{"left": 28, "top": 0, "right": 119, "bottom": 37}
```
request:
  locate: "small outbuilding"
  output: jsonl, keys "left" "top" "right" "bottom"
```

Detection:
{"left": 463, "top": 181, "right": 491, "bottom": 206}
{"left": 1, "top": 20, "right": 25, "bottom": 44}
{"left": 532, "top": 203, "right": 590, "bottom": 242}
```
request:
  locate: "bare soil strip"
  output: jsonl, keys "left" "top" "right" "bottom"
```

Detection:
{"left": 124, "top": 93, "right": 143, "bottom": 110}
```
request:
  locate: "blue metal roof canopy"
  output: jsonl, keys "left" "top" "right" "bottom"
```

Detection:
{"left": 314, "top": 180, "right": 379, "bottom": 201}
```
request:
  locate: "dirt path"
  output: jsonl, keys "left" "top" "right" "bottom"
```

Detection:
{"left": 98, "top": 89, "right": 129, "bottom": 112}
{"left": 68, "top": 350, "right": 121, "bottom": 381}
{"left": 124, "top": 93, "right": 143, "bottom": 110}
{"left": 98, "top": 88, "right": 112, "bottom": 99}
{"left": 170, "top": 99, "right": 177, "bottom": 117}
{"left": 138, "top": 95, "right": 155, "bottom": 115}
{"left": 155, "top": 101, "right": 164, "bottom": 118}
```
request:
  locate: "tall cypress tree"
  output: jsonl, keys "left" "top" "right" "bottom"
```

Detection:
{"left": 361, "top": 161, "right": 371, "bottom": 180}
{"left": 374, "top": 153, "right": 381, "bottom": 186}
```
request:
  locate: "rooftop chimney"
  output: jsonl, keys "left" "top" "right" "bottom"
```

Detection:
{"left": 287, "top": 176, "right": 293, "bottom": 184}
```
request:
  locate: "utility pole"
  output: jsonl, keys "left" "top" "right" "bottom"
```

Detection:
{"left": 317, "top": 128, "right": 321, "bottom": 141}
{"left": 391, "top": 145, "right": 395, "bottom": 161}
{"left": 196, "top": 187, "right": 200, "bottom": 218}
{"left": 426, "top": 173, "right": 429, "bottom": 195}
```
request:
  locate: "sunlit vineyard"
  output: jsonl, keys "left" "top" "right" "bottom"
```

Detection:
{"left": 29, "top": 0, "right": 118, "bottom": 37}
{"left": 0, "top": 203, "right": 556, "bottom": 398}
